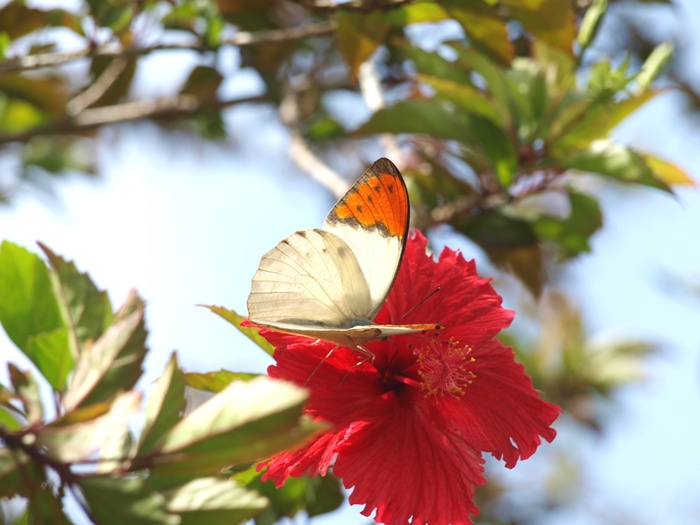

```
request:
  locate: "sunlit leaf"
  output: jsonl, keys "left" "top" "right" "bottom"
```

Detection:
{"left": 149, "top": 377, "right": 325, "bottom": 480}
{"left": 385, "top": 2, "right": 450, "bottom": 25}
{"left": 562, "top": 140, "right": 670, "bottom": 191}
{"left": 184, "top": 370, "right": 258, "bottom": 393}
{"left": 0, "top": 242, "right": 66, "bottom": 382}
{"left": 202, "top": 305, "right": 274, "bottom": 356}
{"left": 63, "top": 290, "right": 147, "bottom": 411}
{"left": 641, "top": 154, "right": 696, "bottom": 186}
{"left": 37, "top": 391, "right": 141, "bottom": 463}
{"left": 577, "top": 0, "right": 608, "bottom": 52}
{"left": 0, "top": 405, "right": 22, "bottom": 431}
{"left": 166, "top": 477, "right": 268, "bottom": 525}
{"left": 335, "top": 11, "right": 391, "bottom": 79}
{"left": 440, "top": 0, "right": 513, "bottom": 65}
{"left": 399, "top": 43, "right": 473, "bottom": 85}
{"left": 24, "top": 329, "right": 73, "bottom": 391}
{"left": 138, "top": 353, "right": 187, "bottom": 454}
{"left": 38, "top": 242, "right": 113, "bottom": 358}
{"left": 79, "top": 476, "right": 177, "bottom": 525}
{"left": 502, "top": 0, "right": 576, "bottom": 56}
{"left": 635, "top": 41, "right": 673, "bottom": 92}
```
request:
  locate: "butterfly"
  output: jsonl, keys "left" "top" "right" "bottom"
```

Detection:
{"left": 247, "top": 158, "right": 443, "bottom": 359}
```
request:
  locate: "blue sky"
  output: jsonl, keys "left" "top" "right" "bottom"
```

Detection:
{"left": 2, "top": 1, "right": 700, "bottom": 523}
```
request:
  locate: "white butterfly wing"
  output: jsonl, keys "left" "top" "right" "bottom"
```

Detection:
{"left": 322, "top": 158, "right": 409, "bottom": 319}
{"left": 247, "top": 228, "right": 373, "bottom": 328}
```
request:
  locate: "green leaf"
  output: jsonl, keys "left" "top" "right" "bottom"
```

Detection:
{"left": 37, "top": 391, "right": 141, "bottom": 463}
{"left": 203, "top": 305, "right": 275, "bottom": 356}
{"left": 149, "top": 377, "right": 326, "bottom": 481}
{"left": 355, "top": 100, "right": 472, "bottom": 140}
{"left": 0, "top": 447, "right": 43, "bottom": 498}
{"left": 166, "top": 477, "right": 268, "bottom": 525}
{"left": 138, "top": 353, "right": 187, "bottom": 454}
{"left": 7, "top": 364, "right": 42, "bottom": 424}
{"left": 27, "top": 484, "right": 73, "bottom": 525}
{"left": 562, "top": 140, "right": 670, "bottom": 191}
{"left": 184, "top": 370, "right": 259, "bottom": 393}
{"left": 417, "top": 74, "right": 503, "bottom": 125}
{"left": 399, "top": 44, "right": 473, "bottom": 85}
{"left": 79, "top": 476, "right": 177, "bottom": 525}
{"left": 180, "top": 65, "right": 223, "bottom": 100}
{"left": 238, "top": 469, "right": 344, "bottom": 525}
{"left": 467, "top": 114, "right": 519, "bottom": 188}
{"left": 335, "top": 11, "right": 391, "bottom": 79}
{"left": 635, "top": 41, "right": 673, "bottom": 92}
{"left": 0, "top": 242, "right": 67, "bottom": 382}
{"left": 533, "top": 191, "right": 602, "bottom": 259}
{"left": 0, "top": 405, "right": 22, "bottom": 430}
{"left": 385, "top": 2, "right": 451, "bottom": 25}
{"left": 440, "top": 0, "right": 513, "bottom": 65}
{"left": 577, "top": 0, "right": 607, "bottom": 52}
{"left": 39, "top": 242, "right": 113, "bottom": 357}
{"left": 549, "top": 90, "right": 660, "bottom": 150}
{"left": 25, "top": 329, "right": 74, "bottom": 391}
{"left": 63, "top": 290, "right": 147, "bottom": 411}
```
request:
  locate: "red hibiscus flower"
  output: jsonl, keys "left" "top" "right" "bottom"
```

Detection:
{"left": 256, "top": 231, "right": 560, "bottom": 525}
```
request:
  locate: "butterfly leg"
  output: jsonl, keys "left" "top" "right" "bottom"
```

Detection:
{"left": 304, "top": 345, "right": 340, "bottom": 386}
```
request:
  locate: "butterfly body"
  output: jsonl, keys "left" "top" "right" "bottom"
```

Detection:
{"left": 247, "top": 158, "right": 442, "bottom": 354}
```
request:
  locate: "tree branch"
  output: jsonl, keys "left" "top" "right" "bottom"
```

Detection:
{"left": 0, "top": 94, "right": 268, "bottom": 145}
{"left": 0, "top": 21, "right": 336, "bottom": 75}
{"left": 300, "top": 0, "right": 417, "bottom": 12}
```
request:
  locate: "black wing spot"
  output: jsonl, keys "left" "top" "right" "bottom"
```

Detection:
{"left": 367, "top": 195, "right": 374, "bottom": 204}
{"left": 356, "top": 204, "right": 363, "bottom": 213}
{"left": 387, "top": 183, "right": 394, "bottom": 193}
{"left": 374, "top": 185, "right": 381, "bottom": 192}
{"left": 337, "top": 246, "right": 347, "bottom": 258}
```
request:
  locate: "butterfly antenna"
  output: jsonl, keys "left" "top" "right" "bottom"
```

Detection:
{"left": 396, "top": 286, "right": 442, "bottom": 322}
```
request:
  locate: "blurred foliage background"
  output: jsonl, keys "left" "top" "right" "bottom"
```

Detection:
{"left": 0, "top": 0, "right": 698, "bottom": 524}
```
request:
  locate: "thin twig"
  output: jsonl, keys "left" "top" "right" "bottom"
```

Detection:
{"left": 280, "top": 86, "right": 349, "bottom": 198}
{"left": 66, "top": 56, "right": 129, "bottom": 116}
{"left": 0, "top": 94, "right": 268, "bottom": 144}
{"left": 301, "top": 0, "right": 416, "bottom": 12}
{"left": 358, "top": 59, "right": 404, "bottom": 166}
{"left": 0, "top": 21, "right": 336, "bottom": 75}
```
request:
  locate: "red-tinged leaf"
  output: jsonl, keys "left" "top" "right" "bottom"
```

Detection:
{"left": 165, "top": 477, "right": 268, "bottom": 525}
{"left": 39, "top": 243, "right": 113, "bottom": 357}
{"left": 138, "top": 353, "right": 187, "bottom": 454}
{"left": 202, "top": 305, "right": 274, "bottom": 356}
{"left": 355, "top": 100, "right": 472, "bottom": 141}
{"left": 7, "top": 364, "right": 42, "bottom": 424}
{"left": 439, "top": 0, "right": 513, "bottom": 65}
{"left": 641, "top": 154, "right": 696, "bottom": 186}
{"left": 0, "top": 448, "right": 44, "bottom": 498}
{"left": 561, "top": 140, "right": 671, "bottom": 192}
{"left": 36, "top": 391, "right": 141, "bottom": 463}
{"left": 335, "top": 11, "right": 391, "bottom": 79}
{"left": 79, "top": 476, "right": 177, "bottom": 525}
{"left": 184, "top": 370, "right": 258, "bottom": 393}
{"left": 149, "top": 377, "right": 325, "bottom": 480}
{"left": 502, "top": 0, "right": 576, "bottom": 56}
{"left": 0, "top": 3, "right": 50, "bottom": 39}
{"left": 63, "top": 290, "right": 147, "bottom": 411}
